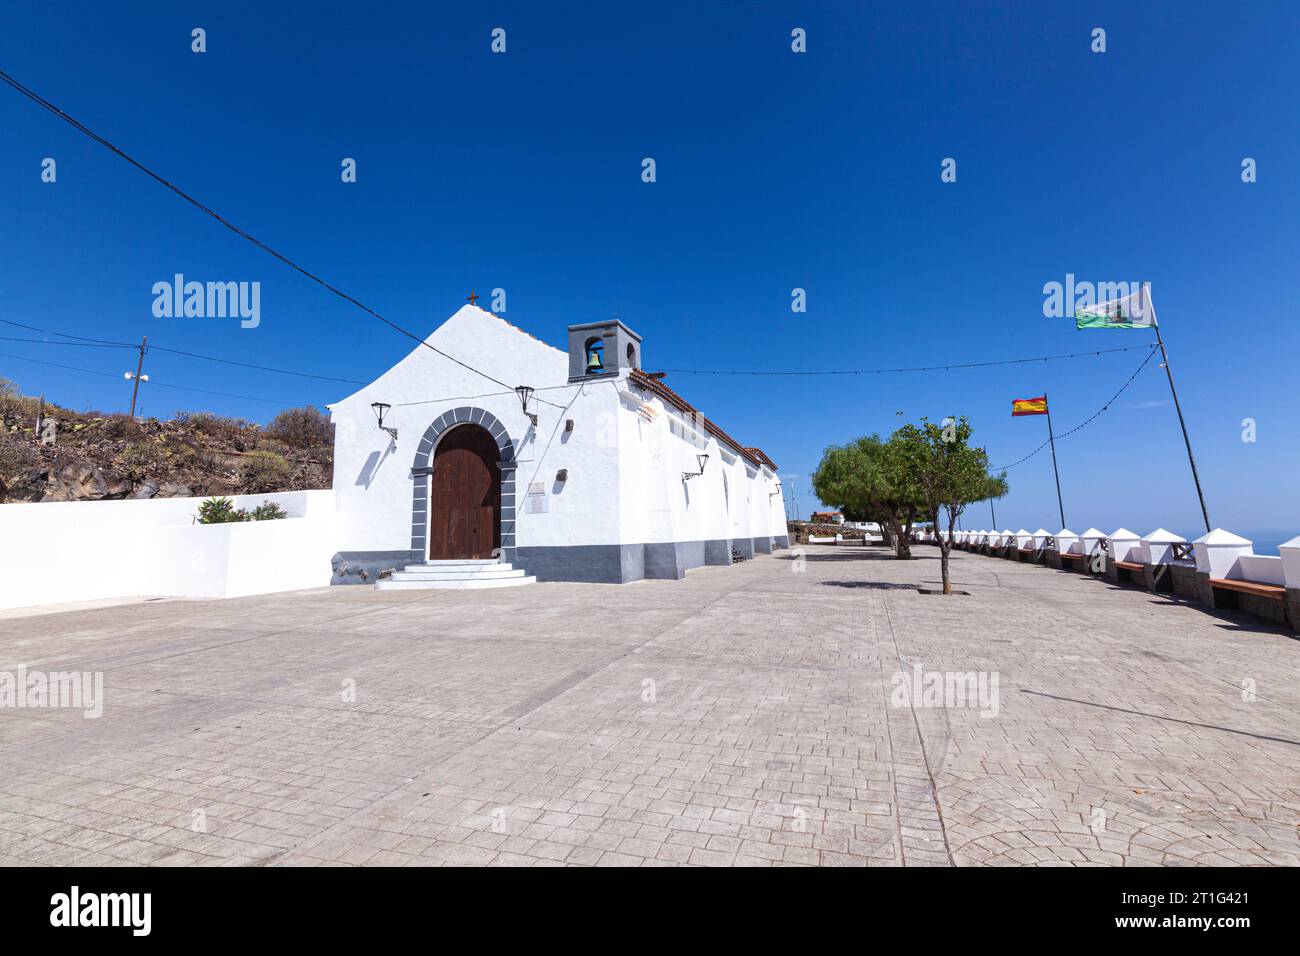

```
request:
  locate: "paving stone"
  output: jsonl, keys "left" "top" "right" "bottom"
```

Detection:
{"left": 1, "top": 546, "right": 1297, "bottom": 867}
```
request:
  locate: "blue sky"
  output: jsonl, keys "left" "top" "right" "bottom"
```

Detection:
{"left": 2, "top": 1, "right": 1297, "bottom": 544}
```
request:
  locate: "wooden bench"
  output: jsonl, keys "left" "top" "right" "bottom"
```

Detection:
{"left": 1207, "top": 577, "right": 1288, "bottom": 626}
{"left": 1110, "top": 559, "right": 1144, "bottom": 585}
{"left": 1209, "top": 578, "right": 1285, "bottom": 601}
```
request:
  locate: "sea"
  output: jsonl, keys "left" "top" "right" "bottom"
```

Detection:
{"left": 1183, "top": 529, "right": 1296, "bottom": 556}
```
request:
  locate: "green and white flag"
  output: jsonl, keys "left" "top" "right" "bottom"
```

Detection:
{"left": 1075, "top": 283, "right": 1156, "bottom": 330}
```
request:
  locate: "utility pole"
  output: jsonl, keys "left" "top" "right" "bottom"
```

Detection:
{"left": 35, "top": 393, "right": 45, "bottom": 436}
{"left": 126, "top": 336, "right": 148, "bottom": 418}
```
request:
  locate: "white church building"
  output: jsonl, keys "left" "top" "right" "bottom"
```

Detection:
{"left": 326, "top": 304, "right": 789, "bottom": 586}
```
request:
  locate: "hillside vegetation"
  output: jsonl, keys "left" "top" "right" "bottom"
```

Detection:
{"left": 0, "top": 377, "right": 332, "bottom": 503}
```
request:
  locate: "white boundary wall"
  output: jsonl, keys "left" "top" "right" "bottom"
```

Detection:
{"left": 0, "top": 490, "right": 337, "bottom": 610}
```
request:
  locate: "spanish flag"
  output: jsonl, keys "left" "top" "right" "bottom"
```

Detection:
{"left": 1012, "top": 395, "right": 1048, "bottom": 417}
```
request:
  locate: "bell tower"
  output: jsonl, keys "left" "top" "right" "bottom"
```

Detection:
{"left": 567, "top": 320, "right": 642, "bottom": 383}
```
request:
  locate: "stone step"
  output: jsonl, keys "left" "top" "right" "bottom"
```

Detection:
{"left": 416, "top": 559, "right": 503, "bottom": 566}
{"left": 376, "top": 574, "right": 536, "bottom": 590}
{"left": 401, "top": 563, "right": 515, "bottom": 575}
{"left": 390, "top": 567, "right": 526, "bottom": 581}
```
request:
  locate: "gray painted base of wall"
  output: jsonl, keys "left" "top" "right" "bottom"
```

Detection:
{"left": 331, "top": 550, "right": 417, "bottom": 586}
{"left": 333, "top": 538, "right": 786, "bottom": 587}
{"left": 704, "top": 539, "right": 732, "bottom": 566}
{"left": 516, "top": 537, "right": 779, "bottom": 584}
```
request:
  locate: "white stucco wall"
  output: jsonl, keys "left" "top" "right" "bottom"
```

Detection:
{"left": 615, "top": 382, "right": 786, "bottom": 551}
{"left": 0, "top": 489, "right": 337, "bottom": 610}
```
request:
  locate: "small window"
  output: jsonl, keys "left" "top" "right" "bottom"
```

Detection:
{"left": 626, "top": 343, "right": 637, "bottom": 368}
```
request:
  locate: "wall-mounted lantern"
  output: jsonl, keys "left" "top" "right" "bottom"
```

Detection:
{"left": 682, "top": 453, "right": 709, "bottom": 482}
{"left": 556, "top": 468, "right": 568, "bottom": 483}
{"left": 769, "top": 479, "right": 782, "bottom": 499}
{"left": 564, "top": 419, "right": 574, "bottom": 432}
{"left": 515, "top": 385, "right": 538, "bottom": 426}
{"left": 371, "top": 402, "right": 397, "bottom": 442}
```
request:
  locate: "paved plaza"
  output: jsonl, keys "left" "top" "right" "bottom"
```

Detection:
{"left": 2, "top": 545, "right": 1298, "bottom": 866}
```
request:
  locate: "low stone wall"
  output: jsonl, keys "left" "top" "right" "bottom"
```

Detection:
{"left": 1170, "top": 563, "right": 1209, "bottom": 603}
{"left": 789, "top": 522, "right": 873, "bottom": 544}
{"left": 932, "top": 539, "right": 1296, "bottom": 635}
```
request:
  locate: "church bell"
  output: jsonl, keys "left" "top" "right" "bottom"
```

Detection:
{"left": 586, "top": 348, "right": 604, "bottom": 373}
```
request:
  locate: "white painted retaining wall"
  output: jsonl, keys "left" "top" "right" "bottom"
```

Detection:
{"left": 959, "top": 524, "right": 1300, "bottom": 590}
{"left": 0, "top": 489, "right": 336, "bottom": 610}
{"left": 1233, "top": 554, "right": 1285, "bottom": 586}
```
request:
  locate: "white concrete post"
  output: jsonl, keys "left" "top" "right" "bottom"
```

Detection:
{"left": 1137, "top": 528, "right": 1186, "bottom": 565}
{"left": 1193, "top": 529, "right": 1253, "bottom": 579}
{"left": 1015, "top": 529, "right": 1033, "bottom": 549}
{"left": 1080, "top": 528, "right": 1107, "bottom": 558}
{"left": 1055, "top": 529, "right": 1080, "bottom": 554}
{"left": 1106, "top": 528, "right": 1141, "bottom": 563}
{"left": 1032, "top": 528, "right": 1053, "bottom": 549}
{"left": 1280, "top": 535, "right": 1300, "bottom": 589}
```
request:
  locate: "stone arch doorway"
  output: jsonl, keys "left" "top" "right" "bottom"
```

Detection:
{"left": 410, "top": 407, "right": 517, "bottom": 563}
{"left": 428, "top": 424, "right": 501, "bottom": 560}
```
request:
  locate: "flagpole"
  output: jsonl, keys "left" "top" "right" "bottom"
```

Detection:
{"left": 1152, "top": 316, "right": 1211, "bottom": 533}
{"left": 1044, "top": 392, "right": 1066, "bottom": 528}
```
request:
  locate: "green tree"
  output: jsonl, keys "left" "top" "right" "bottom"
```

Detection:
{"left": 811, "top": 434, "right": 923, "bottom": 559}
{"left": 893, "top": 416, "right": 1009, "bottom": 594}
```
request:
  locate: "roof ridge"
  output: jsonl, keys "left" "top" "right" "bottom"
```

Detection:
{"left": 628, "top": 368, "right": 776, "bottom": 470}
{"left": 458, "top": 305, "right": 567, "bottom": 357}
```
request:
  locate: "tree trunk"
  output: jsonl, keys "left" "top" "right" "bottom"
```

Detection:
{"left": 886, "top": 516, "right": 910, "bottom": 559}
{"left": 934, "top": 509, "right": 951, "bottom": 593}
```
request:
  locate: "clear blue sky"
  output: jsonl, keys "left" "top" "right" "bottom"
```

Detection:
{"left": 2, "top": 1, "right": 1297, "bottom": 544}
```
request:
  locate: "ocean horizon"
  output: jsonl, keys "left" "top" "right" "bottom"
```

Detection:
{"left": 1180, "top": 530, "right": 1295, "bottom": 556}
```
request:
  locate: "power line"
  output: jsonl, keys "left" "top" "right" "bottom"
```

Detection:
{"left": 0, "top": 316, "right": 133, "bottom": 346}
{"left": 1, "top": 317, "right": 369, "bottom": 385}
{"left": 146, "top": 344, "right": 368, "bottom": 386}
{"left": 0, "top": 334, "right": 135, "bottom": 350}
{"left": 992, "top": 345, "right": 1160, "bottom": 471}
{"left": 394, "top": 381, "right": 589, "bottom": 409}
{"left": 0, "top": 67, "right": 519, "bottom": 395}
{"left": 0, "top": 351, "right": 316, "bottom": 408}
{"left": 661, "top": 344, "right": 1153, "bottom": 376}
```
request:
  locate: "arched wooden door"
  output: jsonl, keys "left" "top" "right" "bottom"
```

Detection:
{"left": 428, "top": 424, "right": 501, "bottom": 560}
